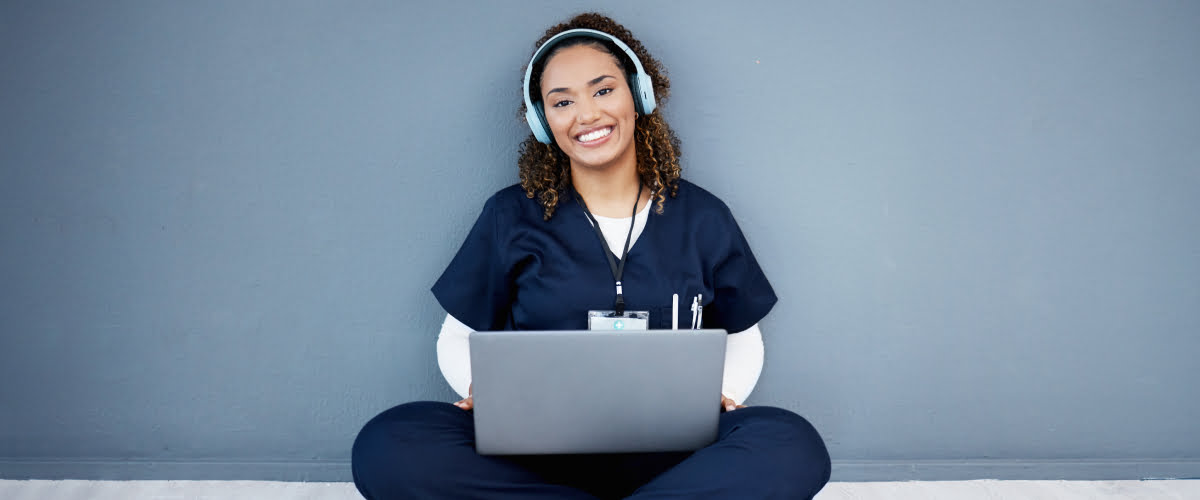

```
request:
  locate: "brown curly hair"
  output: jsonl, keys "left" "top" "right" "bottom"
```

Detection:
{"left": 518, "top": 12, "right": 682, "bottom": 220}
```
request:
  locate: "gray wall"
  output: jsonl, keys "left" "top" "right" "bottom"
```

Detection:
{"left": 2, "top": 0, "right": 1197, "bottom": 482}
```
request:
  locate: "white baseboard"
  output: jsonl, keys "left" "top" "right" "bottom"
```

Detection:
{"left": 1, "top": 458, "right": 1197, "bottom": 482}
{"left": 0, "top": 459, "right": 348, "bottom": 481}
{"left": 832, "top": 459, "right": 1200, "bottom": 481}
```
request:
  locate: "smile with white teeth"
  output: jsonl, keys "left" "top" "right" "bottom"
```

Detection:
{"left": 577, "top": 127, "right": 612, "bottom": 142}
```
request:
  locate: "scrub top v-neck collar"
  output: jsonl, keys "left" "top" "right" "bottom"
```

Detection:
{"left": 586, "top": 195, "right": 654, "bottom": 259}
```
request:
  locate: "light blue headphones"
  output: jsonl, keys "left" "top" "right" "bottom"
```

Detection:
{"left": 523, "top": 28, "right": 657, "bottom": 144}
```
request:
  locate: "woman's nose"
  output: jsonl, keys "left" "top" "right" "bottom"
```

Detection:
{"left": 576, "top": 98, "right": 601, "bottom": 123}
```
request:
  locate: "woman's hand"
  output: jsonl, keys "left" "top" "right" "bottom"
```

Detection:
{"left": 721, "top": 394, "right": 746, "bottom": 412}
{"left": 454, "top": 383, "right": 473, "bottom": 411}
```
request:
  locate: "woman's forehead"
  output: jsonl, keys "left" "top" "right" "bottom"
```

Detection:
{"left": 540, "top": 45, "right": 625, "bottom": 88}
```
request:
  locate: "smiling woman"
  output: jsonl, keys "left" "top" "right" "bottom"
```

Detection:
{"left": 517, "top": 14, "right": 681, "bottom": 221}
{"left": 540, "top": 44, "right": 642, "bottom": 214}
{"left": 350, "top": 12, "right": 831, "bottom": 500}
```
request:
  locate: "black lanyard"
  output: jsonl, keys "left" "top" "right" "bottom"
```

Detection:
{"left": 575, "top": 182, "right": 643, "bottom": 316}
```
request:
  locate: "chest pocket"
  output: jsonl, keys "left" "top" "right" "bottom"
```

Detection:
{"left": 654, "top": 292, "right": 713, "bottom": 330}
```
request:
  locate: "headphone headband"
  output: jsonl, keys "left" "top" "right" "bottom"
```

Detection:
{"left": 522, "top": 28, "right": 657, "bottom": 144}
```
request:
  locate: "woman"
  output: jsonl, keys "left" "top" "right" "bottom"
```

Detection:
{"left": 352, "top": 13, "right": 830, "bottom": 499}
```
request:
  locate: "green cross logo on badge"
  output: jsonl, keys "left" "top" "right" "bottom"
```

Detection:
{"left": 614, "top": 320, "right": 625, "bottom": 330}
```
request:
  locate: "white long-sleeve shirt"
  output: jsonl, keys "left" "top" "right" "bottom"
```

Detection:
{"left": 436, "top": 200, "right": 766, "bottom": 404}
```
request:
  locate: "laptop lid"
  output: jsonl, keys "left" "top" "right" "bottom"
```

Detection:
{"left": 469, "top": 329, "right": 727, "bottom": 455}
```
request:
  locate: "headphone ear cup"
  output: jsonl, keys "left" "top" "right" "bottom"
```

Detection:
{"left": 526, "top": 104, "right": 553, "bottom": 144}
{"left": 637, "top": 73, "right": 657, "bottom": 115}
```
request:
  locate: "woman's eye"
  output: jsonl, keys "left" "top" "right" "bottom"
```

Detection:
{"left": 595, "top": 88, "right": 613, "bottom": 97}
{"left": 552, "top": 100, "right": 572, "bottom": 108}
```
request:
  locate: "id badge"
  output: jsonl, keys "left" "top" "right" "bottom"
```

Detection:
{"left": 587, "top": 310, "right": 650, "bottom": 331}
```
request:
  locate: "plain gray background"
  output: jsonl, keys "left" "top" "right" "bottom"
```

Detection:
{"left": 2, "top": 0, "right": 1197, "bottom": 482}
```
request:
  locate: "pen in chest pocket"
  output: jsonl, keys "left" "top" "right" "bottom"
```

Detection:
{"left": 672, "top": 294, "right": 679, "bottom": 330}
{"left": 690, "top": 294, "right": 704, "bottom": 329}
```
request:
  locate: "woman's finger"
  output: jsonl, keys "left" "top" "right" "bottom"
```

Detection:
{"left": 454, "top": 396, "right": 473, "bottom": 410}
{"left": 453, "top": 382, "right": 474, "bottom": 410}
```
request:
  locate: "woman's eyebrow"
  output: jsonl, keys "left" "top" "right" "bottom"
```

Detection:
{"left": 545, "top": 75, "right": 616, "bottom": 96}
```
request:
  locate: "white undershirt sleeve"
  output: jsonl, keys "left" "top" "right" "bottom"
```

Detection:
{"left": 436, "top": 314, "right": 474, "bottom": 399}
{"left": 435, "top": 313, "right": 766, "bottom": 404}
{"left": 720, "top": 324, "right": 764, "bottom": 405}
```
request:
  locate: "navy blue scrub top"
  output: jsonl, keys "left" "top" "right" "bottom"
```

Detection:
{"left": 432, "top": 179, "right": 776, "bottom": 333}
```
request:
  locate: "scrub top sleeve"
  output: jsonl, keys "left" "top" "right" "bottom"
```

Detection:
{"left": 709, "top": 206, "right": 778, "bottom": 333}
{"left": 431, "top": 196, "right": 513, "bottom": 331}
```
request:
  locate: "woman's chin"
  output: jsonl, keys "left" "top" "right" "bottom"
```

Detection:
{"left": 567, "top": 143, "right": 634, "bottom": 172}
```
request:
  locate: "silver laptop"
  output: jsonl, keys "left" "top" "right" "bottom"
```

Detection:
{"left": 469, "top": 329, "right": 727, "bottom": 455}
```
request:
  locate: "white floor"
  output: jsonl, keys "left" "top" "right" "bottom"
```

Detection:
{"left": 1, "top": 479, "right": 1198, "bottom": 499}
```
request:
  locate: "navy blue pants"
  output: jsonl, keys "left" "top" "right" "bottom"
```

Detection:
{"left": 352, "top": 401, "right": 830, "bottom": 499}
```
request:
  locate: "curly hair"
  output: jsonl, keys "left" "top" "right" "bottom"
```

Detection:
{"left": 518, "top": 12, "right": 682, "bottom": 220}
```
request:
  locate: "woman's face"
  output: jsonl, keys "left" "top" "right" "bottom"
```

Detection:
{"left": 539, "top": 44, "right": 638, "bottom": 172}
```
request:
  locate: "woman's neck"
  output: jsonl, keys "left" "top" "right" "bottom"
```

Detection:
{"left": 571, "top": 161, "right": 645, "bottom": 218}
